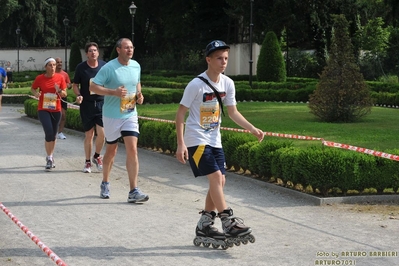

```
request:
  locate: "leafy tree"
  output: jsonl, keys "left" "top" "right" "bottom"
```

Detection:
{"left": 309, "top": 14, "right": 372, "bottom": 122}
{"left": 361, "top": 17, "right": 390, "bottom": 56}
{"left": 384, "top": 0, "right": 399, "bottom": 27}
{"left": 19, "top": 0, "right": 58, "bottom": 46}
{"left": 1, "top": 0, "right": 399, "bottom": 77}
{"left": 256, "top": 31, "right": 286, "bottom": 82}
{"left": 358, "top": 17, "right": 390, "bottom": 78}
{"left": 0, "top": 0, "right": 67, "bottom": 47}
{"left": 69, "top": 42, "right": 82, "bottom": 72}
{"left": 1, "top": 0, "right": 18, "bottom": 24}
{"left": 384, "top": 26, "right": 399, "bottom": 74}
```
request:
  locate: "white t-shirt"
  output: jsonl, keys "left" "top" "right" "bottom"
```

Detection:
{"left": 180, "top": 72, "right": 236, "bottom": 148}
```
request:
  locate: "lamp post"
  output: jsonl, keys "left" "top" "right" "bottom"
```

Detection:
{"left": 63, "top": 16, "right": 69, "bottom": 72}
{"left": 249, "top": 0, "right": 254, "bottom": 88}
{"left": 16, "top": 26, "right": 20, "bottom": 73}
{"left": 129, "top": 2, "right": 137, "bottom": 43}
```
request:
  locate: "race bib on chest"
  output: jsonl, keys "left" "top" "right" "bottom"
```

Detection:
{"left": 120, "top": 93, "right": 137, "bottom": 113}
{"left": 200, "top": 101, "right": 220, "bottom": 130}
{"left": 42, "top": 93, "right": 57, "bottom": 110}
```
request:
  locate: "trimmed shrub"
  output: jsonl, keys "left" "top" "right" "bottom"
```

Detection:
{"left": 253, "top": 139, "right": 293, "bottom": 179}
{"left": 370, "top": 150, "right": 399, "bottom": 194}
{"left": 296, "top": 146, "right": 348, "bottom": 196}
{"left": 222, "top": 132, "right": 256, "bottom": 171}
{"left": 248, "top": 144, "right": 262, "bottom": 176}
{"left": 24, "top": 99, "right": 38, "bottom": 118}
{"left": 65, "top": 108, "right": 83, "bottom": 131}
{"left": 271, "top": 146, "right": 301, "bottom": 185}
{"left": 309, "top": 15, "right": 372, "bottom": 122}
{"left": 352, "top": 154, "right": 375, "bottom": 193}
{"left": 69, "top": 42, "right": 83, "bottom": 72}
{"left": 236, "top": 141, "right": 258, "bottom": 173}
{"left": 257, "top": 31, "right": 286, "bottom": 82}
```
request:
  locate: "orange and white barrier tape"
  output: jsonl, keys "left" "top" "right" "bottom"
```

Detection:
{"left": 4, "top": 94, "right": 80, "bottom": 110}
{"left": 121, "top": 116, "right": 399, "bottom": 162}
{"left": 6, "top": 94, "right": 399, "bottom": 161}
{"left": 323, "top": 141, "right": 399, "bottom": 162}
{"left": 0, "top": 203, "right": 68, "bottom": 266}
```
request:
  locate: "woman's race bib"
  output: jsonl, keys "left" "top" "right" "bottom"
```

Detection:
{"left": 42, "top": 93, "right": 57, "bottom": 110}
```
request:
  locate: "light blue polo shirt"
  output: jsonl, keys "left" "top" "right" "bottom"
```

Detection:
{"left": 92, "top": 58, "right": 141, "bottom": 119}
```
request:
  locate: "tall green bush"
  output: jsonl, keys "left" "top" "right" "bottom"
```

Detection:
{"left": 257, "top": 31, "right": 286, "bottom": 82}
{"left": 309, "top": 14, "right": 372, "bottom": 122}
{"left": 69, "top": 42, "right": 83, "bottom": 72}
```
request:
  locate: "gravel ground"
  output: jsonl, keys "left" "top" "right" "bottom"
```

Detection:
{"left": 0, "top": 105, "right": 398, "bottom": 266}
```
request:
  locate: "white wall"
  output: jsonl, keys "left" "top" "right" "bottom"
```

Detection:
{"left": 225, "top": 43, "right": 261, "bottom": 76}
{"left": 0, "top": 48, "right": 104, "bottom": 72}
{"left": 0, "top": 44, "right": 260, "bottom": 75}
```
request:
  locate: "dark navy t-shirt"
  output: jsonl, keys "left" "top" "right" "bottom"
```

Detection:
{"left": 73, "top": 60, "right": 106, "bottom": 102}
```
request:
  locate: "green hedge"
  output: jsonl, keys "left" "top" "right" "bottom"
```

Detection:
{"left": 23, "top": 98, "right": 399, "bottom": 197}
{"left": 6, "top": 84, "right": 399, "bottom": 107}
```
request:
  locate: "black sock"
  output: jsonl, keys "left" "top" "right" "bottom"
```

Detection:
{"left": 94, "top": 153, "right": 100, "bottom": 158}
{"left": 85, "top": 159, "right": 90, "bottom": 163}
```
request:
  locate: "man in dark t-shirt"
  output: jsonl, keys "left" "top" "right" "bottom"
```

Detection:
{"left": 73, "top": 42, "right": 107, "bottom": 174}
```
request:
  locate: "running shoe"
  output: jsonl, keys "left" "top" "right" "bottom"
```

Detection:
{"left": 45, "top": 159, "right": 53, "bottom": 171}
{"left": 127, "top": 188, "right": 149, "bottom": 203}
{"left": 83, "top": 161, "right": 92, "bottom": 173}
{"left": 100, "top": 182, "right": 110, "bottom": 199}
{"left": 57, "top": 132, "right": 66, "bottom": 139}
{"left": 92, "top": 156, "right": 103, "bottom": 171}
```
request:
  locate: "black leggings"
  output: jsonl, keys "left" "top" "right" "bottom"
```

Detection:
{"left": 38, "top": 110, "right": 61, "bottom": 142}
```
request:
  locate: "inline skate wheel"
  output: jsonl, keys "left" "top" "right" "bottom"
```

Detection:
{"left": 212, "top": 243, "right": 220, "bottom": 249}
{"left": 193, "top": 238, "right": 201, "bottom": 247}
{"left": 226, "top": 239, "right": 234, "bottom": 248}
{"left": 221, "top": 244, "right": 228, "bottom": 250}
{"left": 203, "top": 243, "right": 210, "bottom": 248}
{"left": 234, "top": 239, "right": 241, "bottom": 246}
{"left": 248, "top": 234, "right": 256, "bottom": 243}
{"left": 242, "top": 239, "right": 248, "bottom": 245}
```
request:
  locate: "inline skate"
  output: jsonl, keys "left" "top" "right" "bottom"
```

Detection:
{"left": 218, "top": 208, "right": 256, "bottom": 247}
{"left": 193, "top": 210, "right": 229, "bottom": 249}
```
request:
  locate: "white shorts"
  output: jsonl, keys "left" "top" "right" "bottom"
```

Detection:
{"left": 103, "top": 116, "right": 139, "bottom": 143}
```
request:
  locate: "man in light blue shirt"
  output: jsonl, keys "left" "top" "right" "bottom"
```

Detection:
{"left": 90, "top": 38, "right": 149, "bottom": 203}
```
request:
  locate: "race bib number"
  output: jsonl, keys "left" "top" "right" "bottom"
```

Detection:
{"left": 120, "top": 93, "right": 137, "bottom": 113}
{"left": 42, "top": 93, "right": 57, "bottom": 110}
{"left": 200, "top": 101, "right": 220, "bottom": 129}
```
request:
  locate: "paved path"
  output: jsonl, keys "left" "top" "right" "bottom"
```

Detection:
{"left": 0, "top": 105, "right": 398, "bottom": 266}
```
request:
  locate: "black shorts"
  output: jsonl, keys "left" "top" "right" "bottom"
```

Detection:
{"left": 0, "top": 89, "right": 3, "bottom": 95}
{"left": 61, "top": 97, "right": 68, "bottom": 110}
{"left": 7, "top": 72, "right": 12, "bottom": 82}
{"left": 80, "top": 100, "right": 104, "bottom": 132}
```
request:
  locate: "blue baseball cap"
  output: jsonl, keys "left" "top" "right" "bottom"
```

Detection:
{"left": 205, "top": 40, "right": 230, "bottom": 56}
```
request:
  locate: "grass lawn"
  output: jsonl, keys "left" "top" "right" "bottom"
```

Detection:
{"left": 138, "top": 102, "right": 399, "bottom": 152}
